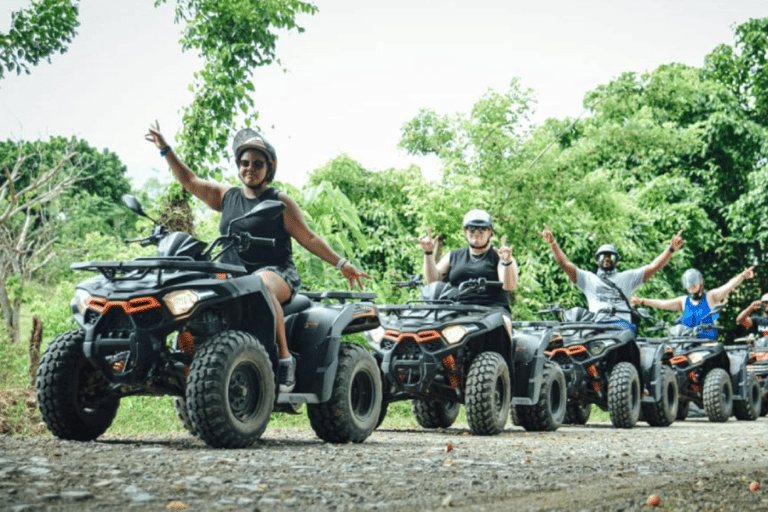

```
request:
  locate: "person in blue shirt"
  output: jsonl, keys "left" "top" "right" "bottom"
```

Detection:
{"left": 632, "top": 267, "right": 755, "bottom": 339}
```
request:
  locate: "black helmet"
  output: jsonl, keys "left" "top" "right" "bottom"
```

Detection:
{"left": 232, "top": 128, "right": 278, "bottom": 183}
{"left": 595, "top": 243, "right": 620, "bottom": 262}
{"left": 462, "top": 209, "right": 493, "bottom": 228}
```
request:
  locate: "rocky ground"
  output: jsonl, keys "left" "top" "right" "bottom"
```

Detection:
{"left": 1, "top": 417, "right": 768, "bottom": 512}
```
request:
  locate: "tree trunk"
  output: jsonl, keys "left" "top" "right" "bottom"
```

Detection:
{"left": 28, "top": 315, "right": 42, "bottom": 386}
{"left": 0, "top": 280, "right": 17, "bottom": 344}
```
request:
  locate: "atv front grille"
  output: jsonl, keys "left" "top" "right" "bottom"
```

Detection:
{"left": 84, "top": 297, "right": 164, "bottom": 330}
{"left": 392, "top": 339, "right": 422, "bottom": 385}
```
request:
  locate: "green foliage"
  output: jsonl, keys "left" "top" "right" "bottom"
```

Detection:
{"left": 0, "top": 0, "right": 80, "bottom": 80}
{"left": 155, "top": 0, "right": 318, "bottom": 181}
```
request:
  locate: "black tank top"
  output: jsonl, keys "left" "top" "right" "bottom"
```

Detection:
{"left": 218, "top": 187, "right": 293, "bottom": 272}
{"left": 447, "top": 246, "right": 509, "bottom": 309}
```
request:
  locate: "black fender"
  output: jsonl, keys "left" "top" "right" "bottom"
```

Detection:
{"left": 727, "top": 348, "right": 752, "bottom": 399}
{"left": 637, "top": 339, "right": 670, "bottom": 404}
{"left": 509, "top": 323, "right": 553, "bottom": 406}
{"left": 282, "top": 299, "right": 379, "bottom": 404}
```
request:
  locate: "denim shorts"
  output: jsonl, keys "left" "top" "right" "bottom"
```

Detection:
{"left": 255, "top": 263, "right": 302, "bottom": 301}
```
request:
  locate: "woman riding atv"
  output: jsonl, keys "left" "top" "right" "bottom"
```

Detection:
{"left": 145, "top": 122, "right": 371, "bottom": 392}
{"left": 415, "top": 209, "right": 518, "bottom": 309}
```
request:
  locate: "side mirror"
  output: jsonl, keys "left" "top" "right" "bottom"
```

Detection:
{"left": 122, "top": 194, "right": 146, "bottom": 217}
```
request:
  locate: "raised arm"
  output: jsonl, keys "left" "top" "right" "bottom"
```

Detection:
{"left": 145, "top": 121, "right": 229, "bottom": 211}
{"left": 281, "top": 193, "right": 370, "bottom": 289}
{"left": 642, "top": 230, "right": 685, "bottom": 283}
{"left": 707, "top": 266, "right": 755, "bottom": 306}
{"left": 539, "top": 224, "right": 577, "bottom": 283}
{"left": 415, "top": 228, "right": 450, "bottom": 283}
{"left": 736, "top": 300, "right": 762, "bottom": 329}
{"left": 631, "top": 295, "right": 685, "bottom": 312}
{"left": 494, "top": 235, "right": 519, "bottom": 291}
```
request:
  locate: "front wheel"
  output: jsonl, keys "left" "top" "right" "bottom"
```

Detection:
{"left": 308, "top": 344, "right": 382, "bottom": 443}
{"left": 412, "top": 399, "right": 460, "bottom": 429}
{"left": 36, "top": 329, "right": 120, "bottom": 441}
{"left": 517, "top": 361, "right": 566, "bottom": 431}
{"left": 186, "top": 330, "right": 275, "bottom": 448}
{"left": 733, "top": 372, "right": 760, "bottom": 421}
{"left": 642, "top": 366, "right": 678, "bottom": 427}
{"left": 703, "top": 368, "right": 733, "bottom": 423}
{"left": 465, "top": 351, "right": 511, "bottom": 436}
{"left": 607, "top": 362, "right": 641, "bottom": 429}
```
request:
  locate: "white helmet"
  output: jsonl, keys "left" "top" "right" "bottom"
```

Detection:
{"left": 681, "top": 268, "right": 703, "bottom": 289}
{"left": 462, "top": 209, "right": 493, "bottom": 228}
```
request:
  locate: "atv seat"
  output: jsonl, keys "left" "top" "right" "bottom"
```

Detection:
{"left": 283, "top": 293, "right": 312, "bottom": 316}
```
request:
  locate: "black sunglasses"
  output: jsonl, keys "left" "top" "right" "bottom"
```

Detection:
{"left": 465, "top": 226, "right": 490, "bottom": 233}
{"left": 239, "top": 159, "right": 266, "bottom": 170}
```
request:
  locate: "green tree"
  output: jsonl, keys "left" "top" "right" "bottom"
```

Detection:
{"left": 154, "top": 0, "right": 317, "bottom": 226}
{"left": 0, "top": 0, "right": 80, "bottom": 80}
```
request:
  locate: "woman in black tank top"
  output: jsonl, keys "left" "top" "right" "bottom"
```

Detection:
{"left": 146, "top": 122, "right": 372, "bottom": 392}
{"left": 415, "top": 209, "right": 518, "bottom": 310}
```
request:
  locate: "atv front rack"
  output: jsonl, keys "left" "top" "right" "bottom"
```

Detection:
{"left": 72, "top": 257, "right": 248, "bottom": 282}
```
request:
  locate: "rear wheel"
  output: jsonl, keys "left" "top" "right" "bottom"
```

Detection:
{"left": 466, "top": 352, "right": 511, "bottom": 435}
{"left": 412, "top": 399, "right": 460, "bottom": 429}
{"left": 703, "top": 368, "right": 733, "bottom": 422}
{"left": 642, "top": 366, "right": 678, "bottom": 427}
{"left": 186, "top": 330, "right": 274, "bottom": 448}
{"left": 308, "top": 344, "right": 382, "bottom": 443}
{"left": 564, "top": 401, "right": 592, "bottom": 425}
{"left": 607, "top": 362, "right": 641, "bottom": 429}
{"left": 36, "top": 329, "right": 120, "bottom": 441}
{"left": 676, "top": 399, "right": 690, "bottom": 421}
{"left": 517, "top": 362, "right": 566, "bottom": 431}
{"left": 733, "top": 372, "right": 761, "bottom": 421}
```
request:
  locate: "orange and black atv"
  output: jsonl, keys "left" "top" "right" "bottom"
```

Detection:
{"left": 650, "top": 307, "right": 761, "bottom": 422}
{"left": 538, "top": 305, "right": 678, "bottom": 429}
{"left": 366, "top": 276, "right": 566, "bottom": 435}
{"left": 36, "top": 195, "right": 382, "bottom": 449}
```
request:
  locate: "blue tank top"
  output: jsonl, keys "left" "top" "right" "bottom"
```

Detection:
{"left": 681, "top": 293, "right": 718, "bottom": 340}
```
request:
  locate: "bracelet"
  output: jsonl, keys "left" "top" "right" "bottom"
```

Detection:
{"left": 160, "top": 146, "right": 171, "bottom": 157}
{"left": 424, "top": 251, "right": 433, "bottom": 256}
{"left": 500, "top": 260, "right": 513, "bottom": 267}
{"left": 335, "top": 258, "right": 348, "bottom": 270}
{"left": 667, "top": 245, "right": 675, "bottom": 253}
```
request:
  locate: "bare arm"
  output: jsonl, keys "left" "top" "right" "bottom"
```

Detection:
{"left": 632, "top": 296, "right": 685, "bottom": 312}
{"left": 736, "top": 300, "right": 761, "bottom": 329}
{"left": 145, "top": 121, "right": 229, "bottom": 211}
{"left": 494, "top": 235, "right": 518, "bottom": 291}
{"left": 415, "top": 228, "right": 449, "bottom": 283}
{"left": 707, "top": 266, "right": 755, "bottom": 305}
{"left": 280, "top": 193, "right": 371, "bottom": 289}
{"left": 539, "top": 224, "right": 577, "bottom": 283}
{"left": 642, "top": 230, "right": 684, "bottom": 282}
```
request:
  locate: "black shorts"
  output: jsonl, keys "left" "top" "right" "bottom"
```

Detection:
{"left": 255, "top": 263, "right": 302, "bottom": 301}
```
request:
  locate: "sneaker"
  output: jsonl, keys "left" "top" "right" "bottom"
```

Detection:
{"left": 278, "top": 356, "right": 296, "bottom": 393}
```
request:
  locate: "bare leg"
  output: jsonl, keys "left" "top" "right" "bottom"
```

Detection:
{"left": 258, "top": 271, "right": 292, "bottom": 358}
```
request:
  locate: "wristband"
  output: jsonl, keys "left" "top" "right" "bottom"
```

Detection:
{"left": 335, "top": 258, "right": 348, "bottom": 270}
{"left": 160, "top": 146, "right": 171, "bottom": 157}
{"left": 500, "top": 260, "right": 512, "bottom": 266}
{"left": 667, "top": 245, "right": 675, "bottom": 253}
{"left": 424, "top": 251, "right": 433, "bottom": 256}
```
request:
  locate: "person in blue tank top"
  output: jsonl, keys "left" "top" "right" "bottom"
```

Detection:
{"left": 632, "top": 267, "right": 755, "bottom": 339}
{"left": 146, "top": 122, "right": 371, "bottom": 392}
{"left": 415, "top": 209, "right": 518, "bottom": 310}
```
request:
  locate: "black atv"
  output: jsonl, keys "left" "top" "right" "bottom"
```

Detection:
{"left": 657, "top": 308, "right": 761, "bottom": 422}
{"left": 36, "top": 195, "right": 382, "bottom": 448}
{"left": 744, "top": 335, "right": 768, "bottom": 416}
{"left": 367, "top": 276, "right": 566, "bottom": 435}
{"left": 538, "top": 305, "right": 678, "bottom": 429}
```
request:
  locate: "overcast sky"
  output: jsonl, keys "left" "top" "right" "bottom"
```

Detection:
{"left": 0, "top": 0, "right": 764, "bottom": 190}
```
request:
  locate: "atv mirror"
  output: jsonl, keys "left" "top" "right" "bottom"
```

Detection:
{"left": 228, "top": 200, "right": 286, "bottom": 234}
{"left": 122, "top": 194, "right": 146, "bottom": 217}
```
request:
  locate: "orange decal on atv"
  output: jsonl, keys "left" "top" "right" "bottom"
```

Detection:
{"left": 544, "top": 345, "right": 587, "bottom": 358}
{"left": 88, "top": 296, "right": 162, "bottom": 315}
{"left": 670, "top": 355, "right": 688, "bottom": 365}
{"left": 384, "top": 329, "right": 441, "bottom": 344}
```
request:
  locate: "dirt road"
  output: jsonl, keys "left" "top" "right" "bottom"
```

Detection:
{"left": 2, "top": 418, "right": 768, "bottom": 511}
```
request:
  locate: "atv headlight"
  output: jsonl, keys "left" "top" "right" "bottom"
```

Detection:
{"left": 164, "top": 290, "right": 201, "bottom": 316}
{"left": 442, "top": 325, "right": 468, "bottom": 345}
{"left": 366, "top": 326, "right": 386, "bottom": 347}
{"left": 589, "top": 340, "right": 608, "bottom": 356}
{"left": 688, "top": 352, "right": 705, "bottom": 365}
{"left": 71, "top": 289, "right": 92, "bottom": 315}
